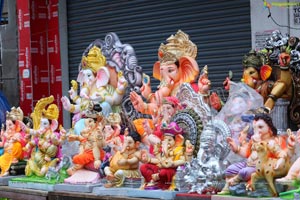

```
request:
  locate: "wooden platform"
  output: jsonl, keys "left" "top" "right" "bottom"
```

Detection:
{"left": 175, "top": 193, "right": 212, "bottom": 200}
{"left": 211, "top": 195, "right": 279, "bottom": 200}
{"left": 0, "top": 186, "right": 48, "bottom": 200}
{"left": 0, "top": 186, "right": 159, "bottom": 200}
{"left": 48, "top": 190, "right": 159, "bottom": 200}
{"left": 0, "top": 186, "right": 284, "bottom": 200}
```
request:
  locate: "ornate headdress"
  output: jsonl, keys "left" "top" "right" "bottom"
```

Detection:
{"left": 6, "top": 107, "right": 24, "bottom": 121}
{"left": 81, "top": 46, "right": 106, "bottom": 73}
{"left": 161, "top": 121, "right": 183, "bottom": 137}
{"left": 242, "top": 50, "right": 263, "bottom": 70}
{"left": 158, "top": 30, "right": 197, "bottom": 65}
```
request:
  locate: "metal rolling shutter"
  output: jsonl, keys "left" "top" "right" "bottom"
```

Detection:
{"left": 66, "top": 0, "right": 251, "bottom": 95}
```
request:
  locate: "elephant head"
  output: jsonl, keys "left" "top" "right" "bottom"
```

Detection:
{"left": 77, "top": 45, "right": 107, "bottom": 96}
{"left": 77, "top": 68, "right": 96, "bottom": 88}
{"left": 149, "top": 31, "right": 199, "bottom": 105}
{"left": 129, "top": 30, "right": 199, "bottom": 115}
{"left": 241, "top": 49, "right": 293, "bottom": 111}
{"left": 77, "top": 66, "right": 110, "bottom": 89}
{"left": 160, "top": 121, "right": 184, "bottom": 157}
{"left": 153, "top": 56, "right": 199, "bottom": 90}
{"left": 39, "top": 117, "right": 58, "bottom": 133}
{"left": 76, "top": 48, "right": 127, "bottom": 110}
{"left": 241, "top": 50, "right": 272, "bottom": 90}
{"left": 40, "top": 102, "right": 59, "bottom": 132}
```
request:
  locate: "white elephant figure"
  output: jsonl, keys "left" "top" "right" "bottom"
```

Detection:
{"left": 61, "top": 45, "right": 128, "bottom": 121}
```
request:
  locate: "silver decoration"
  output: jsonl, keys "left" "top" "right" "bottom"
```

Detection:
{"left": 172, "top": 83, "right": 231, "bottom": 194}
{"left": 180, "top": 120, "right": 231, "bottom": 194}
{"left": 172, "top": 82, "right": 219, "bottom": 156}
{"left": 174, "top": 165, "right": 190, "bottom": 192}
{"left": 176, "top": 83, "right": 215, "bottom": 126}
{"left": 197, "top": 120, "right": 231, "bottom": 164}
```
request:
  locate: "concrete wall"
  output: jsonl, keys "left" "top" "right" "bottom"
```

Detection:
{"left": 251, "top": 0, "right": 300, "bottom": 50}
{"left": 0, "top": 0, "right": 19, "bottom": 107}
{"left": 59, "top": 0, "right": 71, "bottom": 128}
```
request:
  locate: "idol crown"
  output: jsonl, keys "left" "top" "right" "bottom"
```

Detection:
{"left": 81, "top": 46, "right": 106, "bottom": 73}
{"left": 158, "top": 30, "right": 197, "bottom": 65}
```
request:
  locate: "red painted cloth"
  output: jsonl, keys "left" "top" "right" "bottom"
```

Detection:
{"left": 140, "top": 163, "right": 176, "bottom": 190}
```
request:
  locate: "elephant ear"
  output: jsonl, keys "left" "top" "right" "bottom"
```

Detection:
{"left": 96, "top": 67, "right": 110, "bottom": 88}
{"left": 77, "top": 70, "right": 85, "bottom": 86}
{"left": 179, "top": 56, "right": 199, "bottom": 83}
{"left": 260, "top": 64, "right": 272, "bottom": 81}
{"left": 175, "top": 134, "right": 185, "bottom": 147}
{"left": 50, "top": 120, "right": 59, "bottom": 132}
{"left": 153, "top": 61, "right": 161, "bottom": 81}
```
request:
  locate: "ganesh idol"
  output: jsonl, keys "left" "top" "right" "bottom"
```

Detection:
{"left": 130, "top": 30, "right": 199, "bottom": 117}
{"left": 140, "top": 121, "right": 190, "bottom": 190}
{"left": 19, "top": 96, "right": 66, "bottom": 177}
{"left": 0, "top": 107, "right": 26, "bottom": 176}
{"left": 61, "top": 45, "right": 128, "bottom": 124}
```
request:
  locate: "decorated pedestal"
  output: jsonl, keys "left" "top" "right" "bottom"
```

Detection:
{"left": 9, "top": 179, "right": 56, "bottom": 191}
{"left": 93, "top": 187, "right": 179, "bottom": 200}
{"left": 54, "top": 182, "right": 103, "bottom": 193}
{"left": 175, "top": 193, "right": 212, "bottom": 200}
{"left": 53, "top": 169, "right": 104, "bottom": 193}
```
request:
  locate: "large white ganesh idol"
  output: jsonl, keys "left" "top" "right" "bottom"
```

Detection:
{"left": 61, "top": 46, "right": 128, "bottom": 123}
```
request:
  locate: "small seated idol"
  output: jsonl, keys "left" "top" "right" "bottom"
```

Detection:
{"left": 104, "top": 130, "right": 142, "bottom": 188}
{"left": 133, "top": 96, "right": 183, "bottom": 156}
{"left": 140, "top": 122, "right": 187, "bottom": 190}
{"left": 19, "top": 96, "right": 66, "bottom": 177}
{"left": 103, "top": 113, "right": 123, "bottom": 154}
{"left": 65, "top": 112, "right": 106, "bottom": 184}
{"left": 219, "top": 113, "right": 295, "bottom": 197}
{"left": 0, "top": 107, "right": 25, "bottom": 176}
{"left": 276, "top": 129, "right": 300, "bottom": 185}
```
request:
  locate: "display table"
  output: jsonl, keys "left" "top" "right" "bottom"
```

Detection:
{"left": 0, "top": 186, "right": 283, "bottom": 200}
{"left": 47, "top": 190, "right": 159, "bottom": 200}
{"left": 211, "top": 195, "right": 278, "bottom": 200}
{"left": 0, "top": 186, "right": 48, "bottom": 200}
{"left": 0, "top": 186, "right": 160, "bottom": 200}
{"left": 175, "top": 193, "right": 211, "bottom": 200}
